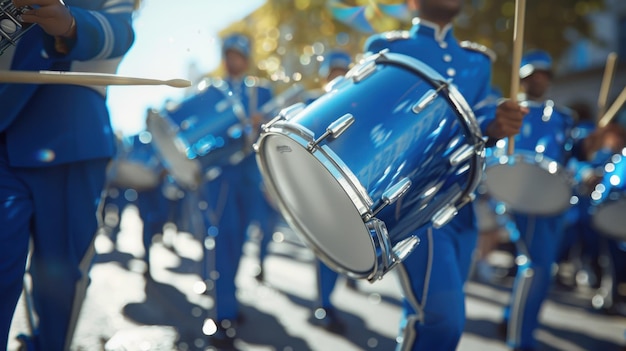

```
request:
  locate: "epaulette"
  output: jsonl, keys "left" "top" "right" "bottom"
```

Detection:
{"left": 554, "top": 103, "right": 574, "bottom": 117}
{"left": 459, "top": 41, "right": 497, "bottom": 63}
{"left": 244, "top": 75, "right": 272, "bottom": 89}
{"left": 382, "top": 30, "right": 411, "bottom": 42}
{"left": 194, "top": 76, "right": 222, "bottom": 93}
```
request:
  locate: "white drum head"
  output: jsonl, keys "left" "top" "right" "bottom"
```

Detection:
{"left": 259, "top": 134, "right": 376, "bottom": 275}
{"left": 109, "top": 162, "right": 160, "bottom": 191}
{"left": 484, "top": 162, "right": 572, "bottom": 215}
{"left": 592, "top": 199, "right": 626, "bottom": 240}
{"left": 147, "top": 112, "right": 201, "bottom": 190}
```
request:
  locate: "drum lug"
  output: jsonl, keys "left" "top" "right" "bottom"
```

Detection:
{"left": 412, "top": 84, "right": 447, "bottom": 114}
{"left": 307, "top": 113, "right": 355, "bottom": 151}
{"left": 365, "top": 218, "right": 393, "bottom": 281}
{"left": 370, "top": 177, "right": 412, "bottom": 217}
{"left": 366, "top": 217, "right": 419, "bottom": 282}
{"left": 412, "top": 89, "right": 437, "bottom": 114}
{"left": 279, "top": 102, "right": 306, "bottom": 121}
{"left": 387, "top": 235, "right": 420, "bottom": 272}
{"left": 350, "top": 60, "right": 377, "bottom": 83}
{"left": 449, "top": 144, "right": 476, "bottom": 166}
{"left": 431, "top": 204, "right": 458, "bottom": 228}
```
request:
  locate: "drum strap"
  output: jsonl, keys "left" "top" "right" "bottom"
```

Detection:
{"left": 206, "top": 181, "right": 230, "bottom": 226}
{"left": 246, "top": 83, "right": 260, "bottom": 148}
{"left": 507, "top": 215, "right": 535, "bottom": 347}
{"left": 397, "top": 228, "right": 434, "bottom": 351}
{"left": 247, "top": 84, "right": 258, "bottom": 117}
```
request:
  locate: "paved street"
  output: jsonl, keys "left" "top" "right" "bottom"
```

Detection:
{"left": 8, "top": 204, "right": 626, "bottom": 351}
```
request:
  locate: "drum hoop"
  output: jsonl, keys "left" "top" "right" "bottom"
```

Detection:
{"left": 487, "top": 150, "right": 575, "bottom": 183}
{"left": 146, "top": 111, "right": 202, "bottom": 189}
{"left": 255, "top": 132, "right": 379, "bottom": 277}
{"left": 263, "top": 121, "right": 374, "bottom": 216}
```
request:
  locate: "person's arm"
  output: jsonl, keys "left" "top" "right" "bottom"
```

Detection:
{"left": 14, "top": 0, "right": 135, "bottom": 59}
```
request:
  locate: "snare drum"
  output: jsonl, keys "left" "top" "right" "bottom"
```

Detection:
{"left": 484, "top": 100, "right": 575, "bottom": 215}
{"left": 147, "top": 78, "right": 249, "bottom": 190}
{"left": 107, "top": 131, "right": 163, "bottom": 191}
{"left": 590, "top": 151, "right": 626, "bottom": 240}
{"left": 255, "top": 52, "right": 485, "bottom": 281}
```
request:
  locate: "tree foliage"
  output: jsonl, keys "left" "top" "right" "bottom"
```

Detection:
{"left": 218, "top": 0, "right": 605, "bottom": 96}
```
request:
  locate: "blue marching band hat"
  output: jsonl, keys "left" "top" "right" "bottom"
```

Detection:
{"left": 319, "top": 50, "right": 352, "bottom": 77}
{"left": 222, "top": 33, "right": 251, "bottom": 58}
{"left": 519, "top": 49, "right": 553, "bottom": 79}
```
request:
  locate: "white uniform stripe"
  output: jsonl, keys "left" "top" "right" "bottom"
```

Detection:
{"left": 103, "top": 0, "right": 135, "bottom": 10}
{"left": 397, "top": 228, "right": 435, "bottom": 351}
{"left": 508, "top": 216, "right": 537, "bottom": 347}
{"left": 104, "top": 6, "right": 134, "bottom": 14}
{"left": 89, "top": 11, "right": 114, "bottom": 60}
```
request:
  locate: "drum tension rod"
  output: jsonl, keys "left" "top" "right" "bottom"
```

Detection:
{"left": 370, "top": 178, "right": 412, "bottom": 218}
{"left": 412, "top": 82, "right": 448, "bottom": 114}
{"left": 307, "top": 113, "right": 355, "bottom": 151}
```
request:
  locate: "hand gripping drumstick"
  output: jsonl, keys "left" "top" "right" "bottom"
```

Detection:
{"left": 598, "top": 86, "right": 626, "bottom": 129}
{"left": 0, "top": 70, "right": 191, "bottom": 88}
{"left": 597, "top": 52, "right": 618, "bottom": 123}
{"left": 507, "top": 0, "right": 526, "bottom": 155}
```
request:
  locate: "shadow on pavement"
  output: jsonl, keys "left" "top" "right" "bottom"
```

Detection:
{"left": 232, "top": 304, "right": 311, "bottom": 351}
{"left": 123, "top": 278, "right": 206, "bottom": 349}
{"left": 464, "top": 317, "right": 625, "bottom": 351}
{"left": 279, "top": 291, "right": 397, "bottom": 351}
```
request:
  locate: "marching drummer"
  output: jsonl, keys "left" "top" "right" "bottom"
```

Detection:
{"left": 497, "top": 49, "right": 577, "bottom": 351}
{"left": 0, "top": 0, "right": 138, "bottom": 350}
{"left": 200, "top": 32, "right": 275, "bottom": 348}
{"left": 363, "top": 0, "right": 527, "bottom": 350}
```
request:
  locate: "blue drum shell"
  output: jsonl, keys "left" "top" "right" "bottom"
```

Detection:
{"left": 261, "top": 56, "right": 482, "bottom": 257}
{"left": 165, "top": 84, "right": 247, "bottom": 169}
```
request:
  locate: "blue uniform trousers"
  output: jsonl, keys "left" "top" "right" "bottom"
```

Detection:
{"left": 203, "top": 154, "right": 273, "bottom": 322}
{"left": 316, "top": 261, "right": 340, "bottom": 309}
{"left": 395, "top": 206, "right": 477, "bottom": 351}
{"left": 0, "top": 137, "right": 108, "bottom": 351}
{"left": 136, "top": 183, "right": 175, "bottom": 265}
{"left": 202, "top": 165, "right": 244, "bottom": 322}
{"left": 505, "top": 213, "right": 567, "bottom": 349}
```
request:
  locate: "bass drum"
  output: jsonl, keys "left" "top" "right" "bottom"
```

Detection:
{"left": 255, "top": 52, "right": 485, "bottom": 281}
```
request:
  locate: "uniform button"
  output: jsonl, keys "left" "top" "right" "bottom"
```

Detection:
{"left": 443, "top": 54, "right": 452, "bottom": 62}
{"left": 41, "top": 49, "right": 49, "bottom": 59}
{"left": 447, "top": 68, "right": 456, "bottom": 77}
{"left": 439, "top": 41, "right": 448, "bottom": 49}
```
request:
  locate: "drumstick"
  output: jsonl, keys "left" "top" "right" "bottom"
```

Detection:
{"left": 507, "top": 0, "right": 526, "bottom": 155}
{"left": 597, "top": 52, "right": 618, "bottom": 123}
{"left": 598, "top": 86, "right": 626, "bottom": 128}
{"left": 0, "top": 70, "right": 191, "bottom": 88}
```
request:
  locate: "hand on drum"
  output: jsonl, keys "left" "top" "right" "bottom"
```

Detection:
{"left": 582, "top": 123, "right": 626, "bottom": 161}
{"left": 485, "top": 99, "right": 528, "bottom": 140}
{"left": 13, "top": 0, "right": 75, "bottom": 38}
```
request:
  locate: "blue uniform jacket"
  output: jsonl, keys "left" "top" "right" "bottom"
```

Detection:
{"left": 0, "top": 0, "right": 136, "bottom": 167}
{"left": 365, "top": 18, "right": 496, "bottom": 136}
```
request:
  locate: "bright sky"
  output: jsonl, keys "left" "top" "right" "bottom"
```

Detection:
{"left": 107, "top": 0, "right": 265, "bottom": 136}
